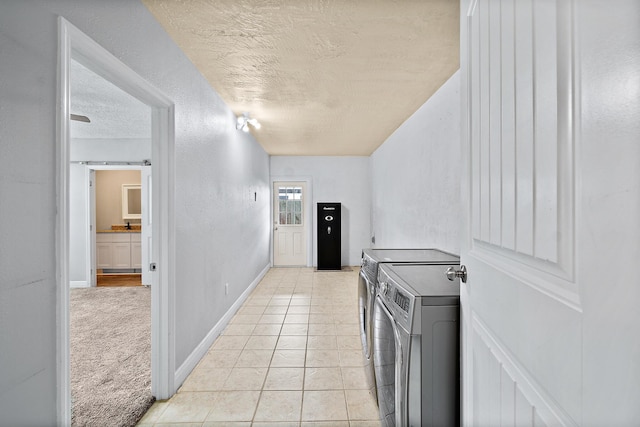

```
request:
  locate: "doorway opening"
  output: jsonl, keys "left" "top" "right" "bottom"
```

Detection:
{"left": 57, "top": 18, "right": 176, "bottom": 425}
{"left": 86, "top": 167, "right": 152, "bottom": 288}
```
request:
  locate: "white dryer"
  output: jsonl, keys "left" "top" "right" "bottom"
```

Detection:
{"left": 373, "top": 263, "right": 461, "bottom": 426}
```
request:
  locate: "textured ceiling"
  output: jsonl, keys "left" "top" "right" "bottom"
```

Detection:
{"left": 142, "top": 0, "right": 459, "bottom": 156}
{"left": 70, "top": 59, "right": 151, "bottom": 140}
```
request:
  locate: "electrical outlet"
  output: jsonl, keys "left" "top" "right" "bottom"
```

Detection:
{"left": 225, "top": 283, "right": 229, "bottom": 295}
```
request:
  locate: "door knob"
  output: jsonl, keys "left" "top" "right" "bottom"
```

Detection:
{"left": 446, "top": 265, "right": 467, "bottom": 283}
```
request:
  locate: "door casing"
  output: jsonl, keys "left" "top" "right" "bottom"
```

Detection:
{"left": 57, "top": 17, "right": 176, "bottom": 425}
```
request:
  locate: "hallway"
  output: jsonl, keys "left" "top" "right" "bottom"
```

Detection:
{"left": 138, "top": 267, "right": 380, "bottom": 426}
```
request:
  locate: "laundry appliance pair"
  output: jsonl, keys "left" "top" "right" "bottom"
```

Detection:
{"left": 358, "top": 249, "right": 461, "bottom": 426}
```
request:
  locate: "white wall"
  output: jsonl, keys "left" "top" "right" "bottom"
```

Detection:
{"left": 370, "top": 71, "right": 461, "bottom": 255}
{"left": 0, "top": 1, "right": 270, "bottom": 424}
{"left": 270, "top": 156, "right": 371, "bottom": 266}
{"left": 579, "top": 1, "right": 640, "bottom": 422}
{"left": 95, "top": 170, "right": 142, "bottom": 230}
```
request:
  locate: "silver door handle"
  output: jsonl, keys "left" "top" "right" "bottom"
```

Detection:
{"left": 328, "top": 226, "right": 331, "bottom": 234}
{"left": 446, "top": 265, "right": 467, "bottom": 283}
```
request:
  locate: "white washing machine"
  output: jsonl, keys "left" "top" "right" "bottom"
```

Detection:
{"left": 373, "top": 263, "right": 461, "bottom": 426}
{"left": 358, "top": 249, "right": 459, "bottom": 397}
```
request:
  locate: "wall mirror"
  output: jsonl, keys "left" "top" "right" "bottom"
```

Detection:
{"left": 122, "top": 184, "right": 142, "bottom": 219}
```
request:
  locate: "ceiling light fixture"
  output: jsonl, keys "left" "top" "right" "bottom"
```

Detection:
{"left": 236, "top": 112, "right": 261, "bottom": 132}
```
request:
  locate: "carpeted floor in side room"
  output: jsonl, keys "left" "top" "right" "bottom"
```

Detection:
{"left": 70, "top": 286, "right": 154, "bottom": 427}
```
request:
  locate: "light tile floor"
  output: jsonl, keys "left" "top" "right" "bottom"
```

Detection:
{"left": 138, "top": 267, "right": 381, "bottom": 427}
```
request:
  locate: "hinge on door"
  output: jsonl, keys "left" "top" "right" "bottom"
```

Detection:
{"left": 149, "top": 263, "right": 157, "bottom": 271}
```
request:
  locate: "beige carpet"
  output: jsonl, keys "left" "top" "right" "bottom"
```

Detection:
{"left": 70, "top": 286, "right": 154, "bottom": 427}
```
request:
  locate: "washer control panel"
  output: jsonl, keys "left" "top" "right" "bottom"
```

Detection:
{"left": 377, "top": 267, "right": 415, "bottom": 332}
{"left": 360, "top": 252, "right": 378, "bottom": 282}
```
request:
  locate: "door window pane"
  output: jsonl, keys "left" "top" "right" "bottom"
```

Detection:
{"left": 277, "top": 186, "right": 303, "bottom": 225}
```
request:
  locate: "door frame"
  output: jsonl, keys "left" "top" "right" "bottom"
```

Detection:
{"left": 57, "top": 17, "right": 176, "bottom": 425}
{"left": 270, "top": 176, "right": 313, "bottom": 267}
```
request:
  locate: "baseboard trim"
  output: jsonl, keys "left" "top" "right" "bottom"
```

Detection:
{"left": 174, "top": 263, "right": 271, "bottom": 388}
{"left": 70, "top": 281, "right": 89, "bottom": 288}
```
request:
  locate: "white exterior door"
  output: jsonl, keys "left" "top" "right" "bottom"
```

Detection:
{"left": 460, "top": 0, "right": 640, "bottom": 425}
{"left": 273, "top": 182, "right": 307, "bottom": 266}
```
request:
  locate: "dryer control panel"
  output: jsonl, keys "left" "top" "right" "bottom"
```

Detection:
{"left": 393, "top": 290, "right": 411, "bottom": 312}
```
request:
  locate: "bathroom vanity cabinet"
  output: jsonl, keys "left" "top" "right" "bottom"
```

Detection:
{"left": 96, "top": 232, "right": 142, "bottom": 270}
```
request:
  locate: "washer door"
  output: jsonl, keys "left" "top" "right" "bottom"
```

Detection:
{"left": 358, "top": 269, "right": 374, "bottom": 359}
{"left": 373, "top": 296, "right": 405, "bottom": 427}
{"left": 358, "top": 269, "right": 378, "bottom": 401}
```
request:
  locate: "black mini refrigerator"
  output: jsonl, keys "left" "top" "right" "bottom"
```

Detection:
{"left": 317, "top": 202, "right": 341, "bottom": 270}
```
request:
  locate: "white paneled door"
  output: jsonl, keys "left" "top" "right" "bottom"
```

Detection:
{"left": 273, "top": 182, "right": 307, "bottom": 266}
{"left": 460, "top": 0, "right": 640, "bottom": 425}
{"left": 141, "top": 165, "right": 152, "bottom": 285}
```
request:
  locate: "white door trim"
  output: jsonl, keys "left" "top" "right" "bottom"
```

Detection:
{"left": 57, "top": 17, "right": 176, "bottom": 426}
{"left": 270, "top": 176, "right": 313, "bottom": 267}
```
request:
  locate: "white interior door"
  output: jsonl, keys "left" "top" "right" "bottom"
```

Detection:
{"left": 273, "top": 182, "right": 307, "bottom": 266}
{"left": 88, "top": 168, "right": 96, "bottom": 286}
{"left": 141, "top": 165, "right": 152, "bottom": 285}
{"left": 460, "top": 0, "right": 640, "bottom": 425}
